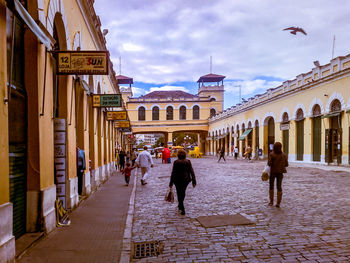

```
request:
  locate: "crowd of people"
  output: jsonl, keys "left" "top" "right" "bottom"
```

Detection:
{"left": 115, "top": 141, "right": 288, "bottom": 214}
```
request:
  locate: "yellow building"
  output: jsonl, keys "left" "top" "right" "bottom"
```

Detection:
{"left": 0, "top": 0, "right": 122, "bottom": 260}
{"left": 208, "top": 54, "right": 350, "bottom": 166}
{"left": 122, "top": 73, "right": 225, "bottom": 152}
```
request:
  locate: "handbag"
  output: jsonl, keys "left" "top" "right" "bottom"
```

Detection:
{"left": 261, "top": 165, "right": 270, "bottom": 181}
{"left": 164, "top": 188, "right": 174, "bottom": 203}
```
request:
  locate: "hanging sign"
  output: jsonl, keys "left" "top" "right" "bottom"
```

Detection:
{"left": 280, "top": 123, "right": 290, "bottom": 130}
{"left": 93, "top": 94, "right": 121, "bottom": 107}
{"left": 118, "top": 127, "right": 132, "bottom": 132}
{"left": 106, "top": 111, "right": 127, "bottom": 120}
{"left": 114, "top": 121, "right": 130, "bottom": 128}
{"left": 56, "top": 51, "right": 109, "bottom": 75}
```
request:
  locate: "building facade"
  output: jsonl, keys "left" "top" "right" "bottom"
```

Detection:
{"left": 0, "top": 0, "right": 123, "bottom": 261}
{"left": 122, "top": 74, "right": 225, "bottom": 152}
{"left": 208, "top": 55, "right": 350, "bottom": 166}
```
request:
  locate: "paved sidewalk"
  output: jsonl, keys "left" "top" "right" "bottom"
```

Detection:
{"left": 131, "top": 156, "right": 350, "bottom": 262}
{"left": 18, "top": 171, "right": 133, "bottom": 263}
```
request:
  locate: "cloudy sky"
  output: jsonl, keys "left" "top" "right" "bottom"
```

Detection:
{"left": 94, "top": 0, "right": 350, "bottom": 109}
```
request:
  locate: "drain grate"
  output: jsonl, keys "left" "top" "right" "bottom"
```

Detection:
{"left": 133, "top": 241, "right": 164, "bottom": 259}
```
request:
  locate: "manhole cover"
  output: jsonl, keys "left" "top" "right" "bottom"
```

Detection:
{"left": 196, "top": 213, "right": 254, "bottom": 228}
{"left": 133, "top": 241, "right": 164, "bottom": 259}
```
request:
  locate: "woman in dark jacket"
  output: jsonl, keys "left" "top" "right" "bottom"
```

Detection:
{"left": 169, "top": 150, "right": 196, "bottom": 215}
{"left": 267, "top": 142, "right": 288, "bottom": 207}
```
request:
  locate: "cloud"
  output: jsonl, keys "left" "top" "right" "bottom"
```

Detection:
{"left": 94, "top": 0, "right": 350, "bottom": 103}
{"left": 131, "top": 87, "right": 146, "bottom": 96}
{"left": 148, "top": 85, "right": 189, "bottom": 93}
{"left": 225, "top": 79, "right": 283, "bottom": 97}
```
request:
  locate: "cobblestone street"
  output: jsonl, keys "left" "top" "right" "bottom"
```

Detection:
{"left": 131, "top": 157, "right": 350, "bottom": 262}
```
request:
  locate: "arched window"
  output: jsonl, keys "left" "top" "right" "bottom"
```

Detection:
{"left": 296, "top": 109, "right": 304, "bottom": 120}
{"left": 166, "top": 106, "right": 173, "bottom": 120}
{"left": 152, "top": 106, "right": 159, "bottom": 120}
{"left": 282, "top": 112, "right": 289, "bottom": 123}
{"left": 330, "top": 99, "right": 341, "bottom": 112}
{"left": 312, "top": 105, "right": 321, "bottom": 116}
{"left": 179, "top": 106, "right": 186, "bottom": 120}
{"left": 210, "top": 108, "right": 216, "bottom": 117}
{"left": 138, "top": 106, "right": 145, "bottom": 121}
{"left": 193, "top": 105, "right": 200, "bottom": 119}
{"left": 248, "top": 122, "right": 252, "bottom": 129}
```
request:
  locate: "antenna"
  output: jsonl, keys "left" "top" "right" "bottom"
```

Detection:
{"left": 119, "top": 56, "right": 121, "bottom": 75}
{"left": 210, "top": 55, "right": 212, "bottom": 73}
{"left": 332, "top": 35, "right": 336, "bottom": 59}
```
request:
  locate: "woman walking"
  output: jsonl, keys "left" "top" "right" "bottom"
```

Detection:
{"left": 169, "top": 150, "right": 196, "bottom": 215}
{"left": 267, "top": 142, "right": 288, "bottom": 207}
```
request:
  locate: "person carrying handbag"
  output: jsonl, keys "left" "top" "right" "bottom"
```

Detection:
{"left": 169, "top": 150, "right": 196, "bottom": 215}
{"left": 267, "top": 142, "right": 288, "bottom": 207}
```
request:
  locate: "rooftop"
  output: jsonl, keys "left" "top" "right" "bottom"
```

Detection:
{"left": 197, "top": 73, "right": 226, "bottom": 83}
{"left": 138, "top": 90, "right": 199, "bottom": 99}
{"left": 116, "top": 74, "right": 133, "bottom": 85}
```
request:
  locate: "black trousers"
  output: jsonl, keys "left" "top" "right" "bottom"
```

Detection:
{"left": 218, "top": 155, "right": 226, "bottom": 162}
{"left": 125, "top": 175, "right": 130, "bottom": 184}
{"left": 269, "top": 173, "right": 284, "bottom": 191}
{"left": 175, "top": 181, "right": 190, "bottom": 211}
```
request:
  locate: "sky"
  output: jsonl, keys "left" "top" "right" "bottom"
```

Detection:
{"left": 94, "top": 0, "right": 350, "bottom": 109}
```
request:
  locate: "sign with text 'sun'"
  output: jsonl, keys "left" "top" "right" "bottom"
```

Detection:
{"left": 56, "top": 51, "right": 109, "bottom": 75}
{"left": 93, "top": 94, "right": 121, "bottom": 107}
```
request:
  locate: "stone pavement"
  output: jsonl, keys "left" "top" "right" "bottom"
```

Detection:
{"left": 130, "top": 156, "right": 350, "bottom": 262}
{"left": 17, "top": 170, "right": 133, "bottom": 263}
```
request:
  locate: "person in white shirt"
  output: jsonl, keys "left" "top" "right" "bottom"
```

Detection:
{"left": 135, "top": 146, "right": 154, "bottom": 185}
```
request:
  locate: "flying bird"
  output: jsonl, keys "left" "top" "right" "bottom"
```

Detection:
{"left": 283, "top": 27, "right": 307, "bottom": 35}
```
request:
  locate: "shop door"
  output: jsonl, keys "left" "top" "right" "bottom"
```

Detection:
{"left": 282, "top": 130, "right": 289, "bottom": 156}
{"left": 296, "top": 120, "right": 304, "bottom": 160}
{"left": 312, "top": 117, "right": 321, "bottom": 161}
{"left": 8, "top": 14, "right": 27, "bottom": 239}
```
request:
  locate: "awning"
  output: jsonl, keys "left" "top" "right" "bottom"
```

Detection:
{"left": 321, "top": 112, "right": 340, "bottom": 119}
{"left": 11, "top": 0, "right": 53, "bottom": 50}
{"left": 238, "top": 129, "right": 252, "bottom": 141}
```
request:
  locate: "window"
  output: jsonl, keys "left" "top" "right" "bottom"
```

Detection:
{"left": 296, "top": 109, "right": 304, "bottom": 121}
{"left": 166, "top": 106, "right": 173, "bottom": 120}
{"left": 210, "top": 108, "right": 216, "bottom": 117}
{"left": 193, "top": 105, "right": 199, "bottom": 119}
{"left": 330, "top": 99, "right": 341, "bottom": 112}
{"left": 312, "top": 105, "right": 321, "bottom": 116}
{"left": 282, "top": 112, "right": 289, "bottom": 122}
{"left": 152, "top": 106, "right": 159, "bottom": 120}
{"left": 138, "top": 106, "right": 145, "bottom": 121}
{"left": 179, "top": 106, "right": 186, "bottom": 120}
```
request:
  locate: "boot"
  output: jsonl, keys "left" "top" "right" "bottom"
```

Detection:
{"left": 276, "top": 191, "right": 282, "bottom": 208}
{"left": 268, "top": 190, "right": 274, "bottom": 206}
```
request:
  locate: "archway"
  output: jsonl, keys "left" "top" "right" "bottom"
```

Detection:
{"left": 265, "top": 117, "right": 275, "bottom": 155}
{"left": 296, "top": 108, "right": 304, "bottom": 161}
{"left": 7, "top": 11, "right": 27, "bottom": 238}
{"left": 312, "top": 105, "right": 321, "bottom": 161}
{"left": 325, "top": 99, "right": 342, "bottom": 164}
{"left": 281, "top": 112, "right": 289, "bottom": 156}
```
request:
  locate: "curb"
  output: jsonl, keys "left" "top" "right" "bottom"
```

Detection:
{"left": 119, "top": 170, "right": 138, "bottom": 263}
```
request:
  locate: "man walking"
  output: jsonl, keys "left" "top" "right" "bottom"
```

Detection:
{"left": 218, "top": 147, "right": 226, "bottom": 163}
{"left": 136, "top": 146, "right": 154, "bottom": 185}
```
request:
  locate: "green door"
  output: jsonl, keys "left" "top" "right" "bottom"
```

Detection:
{"left": 312, "top": 117, "right": 321, "bottom": 161}
{"left": 296, "top": 120, "right": 304, "bottom": 160}
{"left": 282, "top": 130, "right": 289, "bottom": 156}
{"left": 8, "top": 15, "right": 27, "bottom": 239}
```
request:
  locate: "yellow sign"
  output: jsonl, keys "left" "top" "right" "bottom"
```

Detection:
{"left": 115, "top": 121, "right": 130, "bottom": 128}
{"left": 56, "top": 51, "right": 109, "bottom": 75}
{"left": 107, "top": 111, "right": 127, "bottom": 121}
